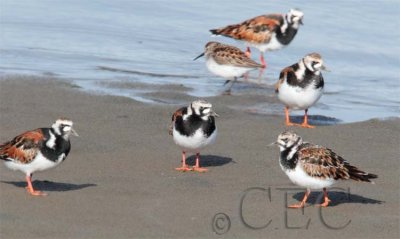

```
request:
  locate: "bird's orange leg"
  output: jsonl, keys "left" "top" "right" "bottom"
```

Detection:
{"left": 245, "top": 47, "right": 251, "bottom": 58}
{"left": 25, "top": 175, "right": 46, "bottom": 196}
{"left": 257, "top": 67, "right": 266, "bottom": 82}
{"left": 192, "top": 153, "right": 208, "bottom": 173}
{"left": 260, "top": 53, "right": 267, "bottom": 68}
{"left": 288, "top": 189, "right": 310, "bottom": 208}
{"left": 175, "top": 151, "right": 192, "bottom": 172}
{"left": 301, "top": 109, "right": 315, "bottom": 128}
{"left": 285, "top": 107, "right": 298, "bottom": 127}
{"left": 317, "top": 188, "right": 331, "bottom": 207}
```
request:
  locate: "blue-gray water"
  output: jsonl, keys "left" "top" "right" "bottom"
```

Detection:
{"left": 1, "top": 0, "right": 399, "bottom": 122}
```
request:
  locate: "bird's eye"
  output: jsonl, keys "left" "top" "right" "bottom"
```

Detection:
{"left": 311, "top": 61, "right": 319, "bottom": 66}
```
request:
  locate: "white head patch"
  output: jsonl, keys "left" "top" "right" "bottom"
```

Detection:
{"left": 191, "top": 100, "right": 213, "bottom": 116}
{"left": 52, "top": 118, "right": 74, "bottom": 136}
{"left": 303, "top": 53, "right": 324, "bottom": 72}
{"left": 287, "top": 9, "right": 304, "bottom": 28}
{"left": 277, "top": 131, "right": 303, "bottom": 153}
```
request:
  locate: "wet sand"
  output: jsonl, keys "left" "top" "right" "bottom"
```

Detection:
{"left": 0, "top": 75, "right": 399, "bottom": 238}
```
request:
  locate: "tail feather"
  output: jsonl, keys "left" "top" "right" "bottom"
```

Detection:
{"left": 0, "top": 143, "right": 11, "bottom": 161}
{"left": 210, "top": 25, "right": 238, "bottom": 38}
{"left": 348, "top": 165, "right": 378, "bottom": 183}
{"left": 210, "top": 29, "right": 219, "bottom": 35}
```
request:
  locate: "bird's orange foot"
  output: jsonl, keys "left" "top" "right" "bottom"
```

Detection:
{"left": 192, "top": 166, "right": 208, "bottom": 173}
{"left": 26, "top": 187, "right": 47, "bottom": 196}
{"left": 300, "top": 123, "right": 315, "bottom": 128}
{"left": 175, "top": 166, "right": 192, "bottom": 172}
{"left": 286, "top": 122, "right": 301, "bottom": 127}
{"left": 288, "top": 203, "right": 306, "bottom": 209}
{"left": 317, "top": 199, "right": 331, "bottom": 207}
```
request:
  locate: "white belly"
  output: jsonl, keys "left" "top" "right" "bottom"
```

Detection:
{"left": 283, "top": 163, "right": 335, "bottom": 190}
{"left": 173, "top": 127, "right": 217, "bottom": 152}
{"left": 278, "top": 82, "right": 323, "bottom": 110}
{"left": 206, "top": 58, "right": 255, "bottom": 79}
{"left": 4, "top": 152, "right": 65, "bottom": 175}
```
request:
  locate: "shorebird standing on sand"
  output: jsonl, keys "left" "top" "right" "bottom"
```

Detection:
{"left": 0, "top": 118, "right": 78, "bottom": 196}
{"left": 275, "top": 53, "right": 328, "bottom": 128}
{"left": 270, "top": 131, "right": 377, "bottom": 208}
{"left": 169, "top": 100, "right": 218, "bottom": 172}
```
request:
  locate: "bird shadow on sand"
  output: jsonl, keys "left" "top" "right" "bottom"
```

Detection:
{"left": 289, "top": 115, "right": 341, "bottom": 126}
{"left": 292, "top": 190, "right": 383, "bottom": 207}
{"left": 186, "top": 155, "right": 234, "bottom": 168}
{"left": 1, "top": 180, "right": 96, "bottom": 192}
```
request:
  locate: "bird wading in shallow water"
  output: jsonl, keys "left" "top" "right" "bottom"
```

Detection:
{"left": 0, "top": 118, "right": 78, "bottom": 196}
{"left": 194, "top": 41, "right": 263, "bottom": 94}
{"left": 275, "top": 53, "right": 329, "bottom": 128}
{"left": 270, "top": 131, "right": 377, "bottom": 208}
{"left": 169, "top": 100, "right": 218, "bottom": 172}
{"left": 210, "top": 9, "right": 304, "bottom": 68}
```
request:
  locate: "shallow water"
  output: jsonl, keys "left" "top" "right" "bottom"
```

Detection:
{"left": 1, "top": 0, "right": 399, "bottom": 122}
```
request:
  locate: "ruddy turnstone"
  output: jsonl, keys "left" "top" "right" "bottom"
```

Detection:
{"left": 275, "top": 53, "right": 328, "bottom": 128}
{"left": 0, "top": 118, "right": 78, "bottom": 196}
{"left": 194, "top": 41, "right": 263, "bottom": 94}
{"left": 169, "top": 100, "right": 218, "bottom": 172}
{"left": 271, "top": 131, "right": 377, "bottom": 208}
{"left": 210, "top": 9, "right": 304, "bottom": 67}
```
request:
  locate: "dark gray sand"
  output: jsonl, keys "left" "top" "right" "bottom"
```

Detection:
{"left": 0, "top": 76, "right": 399, "bottom": 238}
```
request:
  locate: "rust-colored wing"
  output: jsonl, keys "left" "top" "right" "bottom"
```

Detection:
{"left": 0, "top": 129, "right": 44, "bottom": 164}
{"left": 169, "top": 107, "right": 185, "bottom": 136}
{"left": 211, "top": 14, "right": 283, "bottom": 44}
{"left": 275, "top": 66, "right": 295, "bottom": 93}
